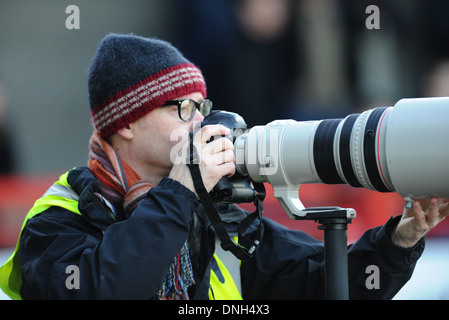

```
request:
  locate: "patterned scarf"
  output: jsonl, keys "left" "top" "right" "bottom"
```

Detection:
{"left": 88, "top": 130, "right": 195, "bottom": 299}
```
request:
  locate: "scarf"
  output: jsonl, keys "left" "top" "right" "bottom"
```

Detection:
{"left": 88, "top": 130, "right": 194, "bottom": 299}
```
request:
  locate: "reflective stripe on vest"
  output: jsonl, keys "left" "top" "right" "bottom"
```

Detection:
{"left": 0, "top": 170, "right": 80, "bottom": 300}
{"left": 208, "top": 249, "right": 243, "bottom": 300}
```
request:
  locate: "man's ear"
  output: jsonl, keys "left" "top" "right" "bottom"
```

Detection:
{"left": 116, "top": 124, "right": 134, "bottom": 140}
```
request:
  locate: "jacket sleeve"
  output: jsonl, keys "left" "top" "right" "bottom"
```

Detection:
{"left": 347, "top": 216, "right": 424, "bottom": 299}
{"left": 241, "top": 216, "right": 424, "bottom": 300}
{"left": 19, "top": 177, "right": 198, "bottom": 299}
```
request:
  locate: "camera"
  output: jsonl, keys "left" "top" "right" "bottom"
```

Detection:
{"left": 204, "top": 97, "right": 449, "bottom": 219}
{"left": 199, "top": 110, "right": 259, "bottom": 203}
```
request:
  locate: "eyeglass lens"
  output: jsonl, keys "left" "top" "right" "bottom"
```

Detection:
{"left": 179, "top": 99, "right": 212, "bottom": 121}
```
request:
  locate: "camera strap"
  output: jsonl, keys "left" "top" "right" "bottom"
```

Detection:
{"left": 187, "top": 133, "right": 265, "bottom": 261}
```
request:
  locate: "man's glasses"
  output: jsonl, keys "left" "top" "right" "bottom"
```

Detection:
{"left": 162, "top": 99, "right": 213, "bottom": 122}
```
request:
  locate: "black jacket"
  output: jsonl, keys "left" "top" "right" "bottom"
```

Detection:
{"left": 18, "top": 167, "right": 424, "bottom": 299}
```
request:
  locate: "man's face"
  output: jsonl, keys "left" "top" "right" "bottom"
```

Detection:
{"left": 129, "top": 92, "right": 206, "bottom": 177}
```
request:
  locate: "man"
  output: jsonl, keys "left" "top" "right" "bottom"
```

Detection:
{"left": 0, "top": 34, "right": 447, "bottom": 300}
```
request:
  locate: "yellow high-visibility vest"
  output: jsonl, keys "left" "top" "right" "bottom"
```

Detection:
{"left": 209, "top": 253, "right": 243, "bottom": 300}
{"left": 0, "top": 169, "right": 244, "bottom": 300}
{"left": 0, "top": 170, "right": 81, "bottom": 300}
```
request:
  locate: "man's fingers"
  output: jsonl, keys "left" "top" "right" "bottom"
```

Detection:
{"left": 204, "top": 137, "right": 234, "bottom": 155}
{"left": 396, "top": 197, "right": 448, "bottom": 248}
{"left": 411, "top": 197, "right": 446, "bottom": 231}
{"left": 438, "top": 199, "right": 449, "bottom": 218}
{"left": 217, "top": 162, "right": 236, "bottom": 178}
{"left": 417, "top": 198, "right": 430, "bottom": 212}
{"left": 426, "top": 198, "right": 441, "bottom": 227}
{"left": 194, "top": 124, "right": 230, "bottom": 144}
{"left": 412, "top": 201, "right": 426, "bottom": 224}
{"left": 212, "top": 149, "right": 235, "bottom": 165}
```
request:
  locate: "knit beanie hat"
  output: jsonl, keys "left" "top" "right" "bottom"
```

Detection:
{"left": 88, "top": 33, "right": 207, "bottom": 138}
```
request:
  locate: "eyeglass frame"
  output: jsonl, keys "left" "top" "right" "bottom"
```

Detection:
{"left": 161, "top": 98, "right": 213, "bottom": 122}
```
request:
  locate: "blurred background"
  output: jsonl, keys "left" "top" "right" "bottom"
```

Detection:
{"left": 0, "top": 0, "right": 448, "bottom": 299}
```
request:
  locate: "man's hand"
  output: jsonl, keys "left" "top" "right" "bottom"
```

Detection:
{"left": 392, "top": 197, "right": 449, "bottom": 248}
{"left": 169, "top": 124, "right": 235, "bottom": 197}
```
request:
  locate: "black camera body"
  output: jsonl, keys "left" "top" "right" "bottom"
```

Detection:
{"left": 201, "top": 110, "right": 259, "bottom": 203}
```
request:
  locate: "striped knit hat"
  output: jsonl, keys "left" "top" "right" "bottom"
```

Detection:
{"left": 88, "top": 33, "right": 207, "bottom": 138}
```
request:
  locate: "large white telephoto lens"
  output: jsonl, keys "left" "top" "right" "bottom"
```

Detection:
{"left": 235, "top": 97, "right": 449, "bottom": 202}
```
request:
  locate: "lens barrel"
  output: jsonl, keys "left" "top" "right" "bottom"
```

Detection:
{"left": 313, "top": 106, "right": 392, "bottom": 192}
{"left": 237, "top": 97, "right": 449, "bottom": 199}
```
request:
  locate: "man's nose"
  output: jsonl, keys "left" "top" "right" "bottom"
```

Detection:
{"left": 193, "top": 109, "right": 205, "bottom": 122}
{"left": 189, "top": 109, "right": 204, "bottom": 130}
